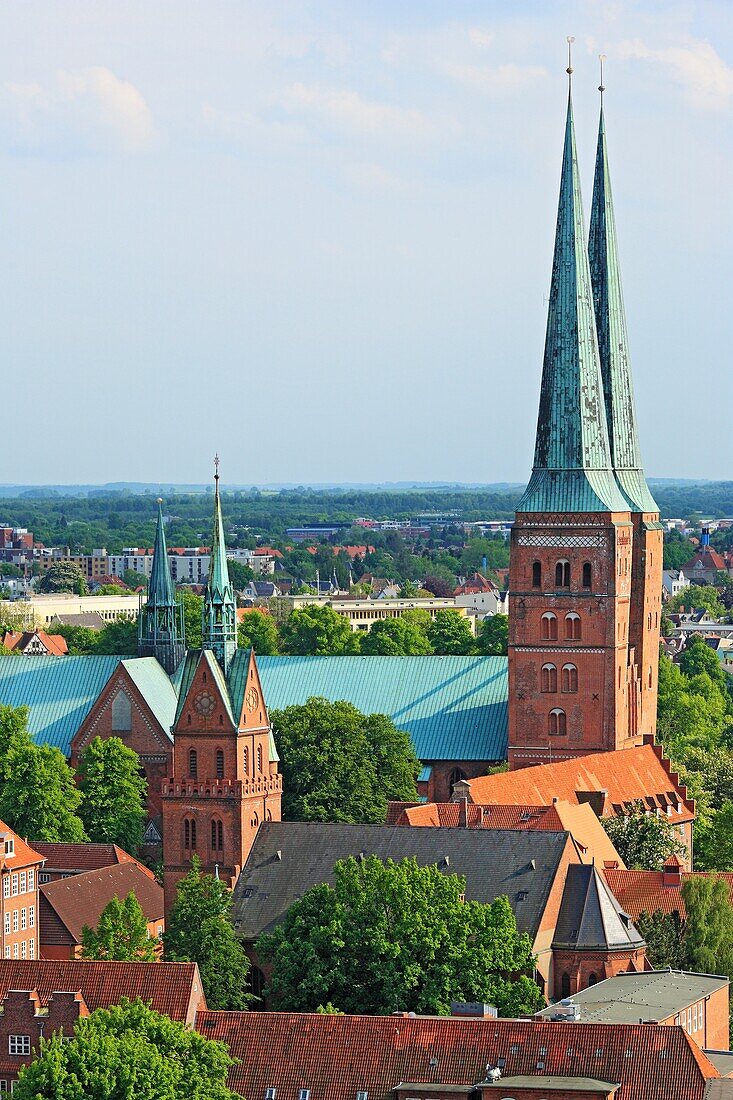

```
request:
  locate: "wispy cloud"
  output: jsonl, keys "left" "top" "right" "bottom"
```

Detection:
{"left": 280, "top": 83, "right": 438, "bottom": 142}
{"left": 619, "top": 37, "right": 733, "bottom": 109}
{"left": 2, "top": 67, "right": 153, "bottom": 154}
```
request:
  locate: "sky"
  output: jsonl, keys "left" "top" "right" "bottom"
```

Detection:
{"left": 0, "top": 0, "right": 731, "bottom": 486}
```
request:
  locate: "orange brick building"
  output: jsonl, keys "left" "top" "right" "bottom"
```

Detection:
{"left": 508, "top": 87, "right": 662, "bottom": 769}
{"left": 0, "top": 823, "right": 43, "bottom": 962}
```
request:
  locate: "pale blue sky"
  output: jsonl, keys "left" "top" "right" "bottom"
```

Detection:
{"left": 1, "top": 1, "right": 731, "bottom": 485}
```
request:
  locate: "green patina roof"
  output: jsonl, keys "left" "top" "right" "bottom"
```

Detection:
{"left": 120, "top": 656, "right": 178, "bottom": 738}
{"left": 0, "top": 654, "right": 126, "bottom": 753}
{"left": 518, "top": 92, "right": 628, "bottom": 515}
{"left": 148, "top": 501, "right": 176, "bottom": 608}
{"left": 203, "top": 475, "right": 237, "bottom": 673}
{"left": 589, "top": 104, "right": 658, "bottom": 515}
{"left": 256, "top": 654, "right": 508, "bottom": 762}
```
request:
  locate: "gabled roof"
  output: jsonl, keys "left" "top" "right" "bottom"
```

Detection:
{"left": 0, "top": 653, "right": 128, "bottom": 753}
{"left": 553, "top": 863, "right": 645, "bottom": 951}
{"left": 195, "top": 1011, "right": 720, "bottom": 1100}
{"left": 40, "top": 862, "right": 163, "bottom": 944}
{"left": 30, "top": 841, "right": 152, "bottom": 877}
{"left": 603, "top": 868, "right": 733, "bottom": 921}
{"left": 0, "top": 820, "right": 44, "bottom": 871}
{"left": 257, "top": 655, "right": 508, "bottom": 762}
{"left": 463, "top": 743, "right": 694, "bottom": 824}
{"left": 0, "top": 960, "right": 203, "bottom": 1022}
{"left": 120, "top": 656, "right": 178, "bottom": 736}
{"left": 230, "top": 821, "right": 575, "bottom": 942}
{"left": 2, "top": 631, "right": 68, "bottom": 655}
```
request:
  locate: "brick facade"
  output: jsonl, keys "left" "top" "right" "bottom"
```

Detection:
{"left": 0, "top": 828, "right": 42, "bottom": 964}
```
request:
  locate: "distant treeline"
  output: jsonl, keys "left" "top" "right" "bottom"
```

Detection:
{"left": 1, "top": 482, "right": 732, "bottom": 554}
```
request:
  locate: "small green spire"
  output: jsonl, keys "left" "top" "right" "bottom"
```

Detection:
{"left": 138, "top": 499, "right": 185, "bottom": 673}
{"left": 518, "top": 88, "right": 628, "bottom": 515}
{"left": 203, "top": 457, "right": 237, "bottom": 675}
{"left": 589, "top": 97, "right": 658, "bottom": 514}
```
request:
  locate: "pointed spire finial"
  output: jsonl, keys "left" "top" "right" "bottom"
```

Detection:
{"left": 214, "top": 453, "right": 220, "bottom": 484}
{"left": 566, "top": 35, "right": 575, "bottom": 82}
{"left": 599, "top": 53, "right": 606, "bottom": 101}
{"left": 156, "top": 496, "right": 163, "bottom": 505}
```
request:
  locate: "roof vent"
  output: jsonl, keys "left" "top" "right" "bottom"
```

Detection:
{"left": 265, "top": 1090, "right": 277, "bottom": 1100}
{"left": 485, "top": 1068, "right": 501, "bottom": 1083}
{"left": 429, "top": 1057, "right": 438, "bottom": 1069}
{"left": 440, "top": 856, "right": 450, "bottom": 868}
{"left": 356, "top": 1091, "right": 368, "bottom": 1100}
{"left": 275, "top": 850, "right": 282, "bottom": 861}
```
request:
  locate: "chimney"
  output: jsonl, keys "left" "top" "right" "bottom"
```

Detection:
{"left": 663, "top": 855, "right": 682, "bottom": 887}
{"left": 459, "top": 797, "right": 469, "bottom": 828}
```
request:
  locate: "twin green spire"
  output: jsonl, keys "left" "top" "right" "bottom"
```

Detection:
{"left": 138, "top": 500, "right": 186, "bottom": 673}
{"left": 203, "top": 459, "right": 237, "bottom": 675}
{"left": 518, "top": 84, "right": 655, "bottom": 515}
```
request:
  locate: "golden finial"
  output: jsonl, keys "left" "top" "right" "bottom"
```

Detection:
{"left": 156, "top": 497, "right": 163, "bottom": 505}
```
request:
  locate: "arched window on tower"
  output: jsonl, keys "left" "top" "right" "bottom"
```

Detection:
{"left": 540, "top": 664, "right": 557, "bottom": 693}
{"left": 561, "top": 972, "right": 571, "bottom": 999}
{"left": 541, "top": 613, "right": 558, "bottom": 641}
{"left": 582, "top": 562, "right": 592, "bottom": 589}
{"left": 561, "top": 664, "right": 578, "bottom": 693}
{"left": 555, "top": 560, "right": 570, "bottom": 588}
{"left": 565, "top": 613, "right": 581, "bottom": 640}
{"left": 211, "top": 818, "right": 223, "bottom": 851}
{"left": 532, "top": 561, "right": 542, "bottom": 588}
{"left": 548, "top": 709, "right": 566, "bottom": 737}
{"left": 588, "top": 972, "right": 598, "bottom": 987}
{"left": 448, "top": 767, "right": 467, "bottom": 792}
{"left": 243, "top": 746, "right": 249, "bottom": 775}
{"left": 216, "top": 749, "right": 224, "bottom": 779}
{"left": 189, "top": 749, "right": 198, "bottom": 779}
{"left": 184, "top": 817, "right": 197, "bottom": 851}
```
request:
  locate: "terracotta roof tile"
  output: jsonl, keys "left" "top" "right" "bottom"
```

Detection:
{"left": 31, "top": 842, "right": 153, "bottom": 878}
{"left": 603, "top": 868, "right": 733, "bottom": 920}
{"left": 0, "top": 820, "right": 44, "bottom": 872}
{"left": 40, "top": 862, "right": 163, "bottom": 944}
{"left": 195, "top": 1012, "right": 719, "bottom": 1100}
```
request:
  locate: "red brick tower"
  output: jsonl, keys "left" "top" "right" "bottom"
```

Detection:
{"left": 508, "top": 79, "right": 659, "bottom": 769}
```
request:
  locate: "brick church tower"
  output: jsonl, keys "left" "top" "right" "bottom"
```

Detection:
{"left": 508, "top": 77, "right": 661, "bottom": 770}
{"left": 162, "top": 466, "right": 282, "bottom": 911}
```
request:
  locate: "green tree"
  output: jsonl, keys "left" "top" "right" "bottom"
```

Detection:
{"left": 360, "top": 617, "right": 432, "bottom": 656}
{"left": 271, "top": 697, "right": 419, "bottom": 823}
{"left": 238, "top": 609, "right": 280, "bottom": 654}
{"left": 46, "top": 622, "right": 100, "bottom": 655}
{"left": 164, "top": 858, "right": 251, "bottom": 1010}
{"left": 123, "top": 569, "right": 149, "bottom": 588}
{"left": 680, "top": 633, "right": 731, "bottom": 696}
{"left": 13, "top": 999, "right": 240, "bottom": 1100}
{"left": 227, "top": 560, "right": 255, "bottom": 591}
{"left": 0, "top": 704, "right": 33, "bottom": 784}
{"left": 667, "top": 585, "right": 725, "bottom": 618}
{"left": 78, "top": 736, "right": 147, "bottom": 851}
{"left": 81, "top": 891, "right": 157, "bottom": 960}
{"left": 602, "top": 801, "right": 687, "bottom": 870}
{"left": 0, "top": 742, "right": 87, "bottom": 841}
{"left": 258, "top": 855, "right": 542, "bottom": 1016}
{"left": 95, "top": 616, "right": 138, "bottom": 655}
{"left": 281, "top": 604, "right": 360, "bottom": 655}
{"left": 656, "top": 651, "right": 731, "bottom": 756}
{"left": 180, "top": 589, "right": 204, "bottom": 648}
{"left": 694, "top": 802, "right": 733, "bottom": 872}
{"left": 427, "top": 609, "right": 474, "bottom": 655}
{"left": 38, "top": 562, "right": 88, "bottom": 595}
{"left": 681, "top": 875, "right": 733, "bottom": 977}
{"left": 475, "top": 614, "right": 509, "bottom": 656}
{"left": 636, "top": 909, "right": 686, "bottom": 969}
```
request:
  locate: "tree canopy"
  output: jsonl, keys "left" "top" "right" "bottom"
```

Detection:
{"left": 427, "top": 609, "right": 474, "bottom": 655}
{"left": 13, "top": 999, "right": 240, "bottom": 1100}
{"left": 38, "top": 561, "right": 87, "bottom": 595}
{"left": 271, "top": 697, "right": 419, "bottom": 823}
{"left": 163, "top": 858, "right": 251, "bottom": 1010}
{"left": 601, "top": 801, "right": 687, "bottom": 870}
{"left": 475, "top": 614, "right": 509, "bottom": 656}
{"left": 81, "top": 891, "right": 157, "bottom": 961}
{"left": 280, "top": 604, "right": 360, "bottom": 655}
{"left": 360, "top": 616, "right": 432, "bottom": 655}
{"left": 258, "top": 855, "right": 542, "bottom": 1016}
{"left": 78, "top": 736, "right": 147, "bottom": 851}
{"left": 237, "top": 609, "right": 280, "bottom": 654}
{"left": 0, "top": 741, "right": 86, "bottom": 842}
{"left": 666, "top": 585, "right": 725, "bottom": 618}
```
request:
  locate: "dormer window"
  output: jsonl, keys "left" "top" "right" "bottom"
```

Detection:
{"left": 4, "top": 838, "right": 14, "bottom": 857}
{"left": 299, "top": 1090, "right": 310, "bottom": 1100}
{"left": 265, "top": 1089, "right": 277, "bottom": 1099}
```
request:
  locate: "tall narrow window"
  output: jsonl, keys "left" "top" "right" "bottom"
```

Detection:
{"left": 184, "top": 817, "right": 197, "bottom": 851}
{"left": 189, "top": 749, "right": 198, "bottom": 779}
{"left": 111, "top": 690, "right": 132, "bottom": 732}
{"left": 582, "top": 562, "right": 592, "bottom": 589}
{"left": 561, "top": 664, "right": 578, "bottom": 693}
{"left": 243, "top": 746, "right": 249, "bottom": 774}
{"left": 548, "top": 709, "right": 566, "bottom": 737}
{"left": 257, "top": 744, "right": 263, "bottom": 773}
{"left": 216, "top": 749, "right": 224, "bottom": 779}
{"left": 211, "top": 818, "right": 224, "bottom": 851}
{"left": 532, "top": 561, "right": 542, "bottom": 588}
{"left": 565, "top": 613, "right": 581, "bottom": 640}
{"left": 561, "top": 973, "right": 571, "bottom": 999}
{"left": 190, "top": 819, "right": 196, "bottom": 850}
{"left": 555, "top": 560, "right": 570, "bottom": 588}
{"left": 540, "top": 664, "right": 557, "bottom": 693}
{"left": 541, "top": 613, "right": 558, "bottom": 641}
{"left": 217, "top": 820, "right": 223, "bottom": 850}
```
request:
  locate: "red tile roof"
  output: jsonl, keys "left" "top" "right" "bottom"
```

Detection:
{"left": 388, "top": 802, "right": 564, "bottom": 829}
{"left": 40, "top": 862, "right": 163, "bottom": 945}
{"left": 195, "top": 1012, "right": 719, "bottom": 1100}
{"left": 603, "top": 868, "right": 733, "bottom": 920}
{"left": 682, "top": 549, "right": 727, "bottom": 572}
{"left": 0, "top": 960, "right": 203, "bottom": 1021}
{"left": 453, "top": 573, "right": 498, "bottom": 595}
{"left": 2, "top": 631, "right": 68, "bottom": 655}
{"left": 0, "top": 821, "right": 44, "bottom": 872}
{"left": 465, "top": 742, "right": 695, "bottom": 825}
{"left": 31, "top": 842, "right": 153, "bottom": 878}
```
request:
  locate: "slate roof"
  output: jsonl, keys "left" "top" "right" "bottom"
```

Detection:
{"left": 195, "top": 1011, "right": 720, "bottom": 1100}
{"left": 552, "top": 864, "right": 645, "bottom": 952}
{"left": 230, "top": 821, "right": 574, "bottom": 942}
{"left": 257, "top": 655, "right": 508, "bottom": 762}
{"left": 40, "top": 862, "right": 163, "bottom": 945}
{"left": 536, "top": 969, "right": 728, "bottom": 1025}
{"left": 0, "top": 959, "right": 202, "bottom": 1021}
{"left": 0, "top": 653, "right": 127, "bottom": 753}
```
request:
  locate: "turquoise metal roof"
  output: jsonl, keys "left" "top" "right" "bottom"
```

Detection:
{"left": 257, "top": 655, "right": 508, "bottom": 762}
{"left": 518, "top": 91, "right": 627, "bottom": 515}
{"left": 589, "top": 104, "right": 658, "bottom": 516}
{"left": 0, "top": 655, "right": 125, "bottom": 753}
{"left": 120, "top": 657, "right": 177, "bottom": 739}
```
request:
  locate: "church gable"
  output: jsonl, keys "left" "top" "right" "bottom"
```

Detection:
{"left": 174, "top": 649, "right": 236, "bottom": 736}
{"left": 72, "top": 662, "right": 172, "bottom": 761}
{"left": 232, "top": 649, "right": 269, "bottom": 732}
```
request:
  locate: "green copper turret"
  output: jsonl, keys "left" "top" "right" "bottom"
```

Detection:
{"left": 518, "top": 91, "right": 628, "bottom": 514}
{"left": 138, "top": 500, "right": 186, "bottom": 673}
{"left": 589, "top": 103, "right": 658, "bottom": 514}
{"left": 203, "top": 461, "right": 237, "bottom": 675}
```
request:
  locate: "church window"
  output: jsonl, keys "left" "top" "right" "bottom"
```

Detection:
{"left": 561, "top": 972, "right": 570, "bottom": 998}
{"left": 548, "top": 709, "right": 566, "bottom": 737}
{"left": 540, "top": 664, "right": 557, "bottom": 693}
{"left": 184, "top": 817, "right": 197, "bottom": 851}
{"left": 448, "top": 768, "right": 467, "bottom": 792}
{"left": 257, "top": 744, "right": 263, "bottom": 773}
{"left": 588, "top": 972, "right": 598, "bottom": 987}
{"left": 211, "top": 818, "right": 223, "bottom": 851}
{"left": 243, "top": 746, "right": 249, "bottom": 774}
{"left": 251, "top": 812, "right": 259, "bottom": 828}
{"left": 582, "top": 562, "right": 592, "bottom": 589}
{"left": 561, "top": 664, "right": 578, "bottom": 693}
{"left": 216, "top": 749, "right": 224, "bottom": 779}
{"left": 541, "top": 613, "right": 558, "bottom": 641}
{"left": 648, "top": 666, "right": 653, "bottom": 689}
{"left": 565, "top": 613, "right": 581, "bottom": 640}
{"left": 111, "top": 691, "right": 132, "bottom": 732}
{"left": 189, "top": 749, "right": 198, "bottom": 779}
{"left": 555, "top": 560, "right": 570, "bottom": 588}
{"left": 648, "top": 613, "right": 652, "bottom": 631}
{"left": 532, "top": 561, "right": 541, "bottom": 588}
